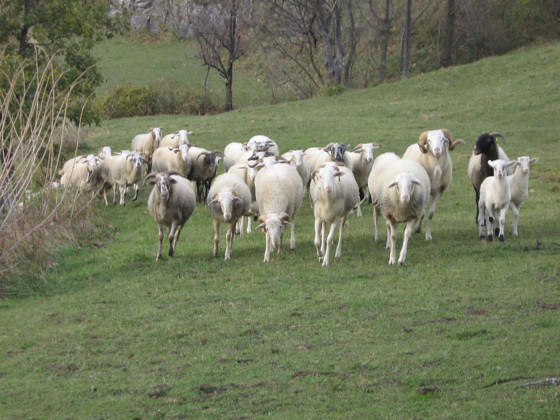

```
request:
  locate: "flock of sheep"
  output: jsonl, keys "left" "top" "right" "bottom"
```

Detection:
{"left": 58, "top": 127, "right": 538, "bottom": 265}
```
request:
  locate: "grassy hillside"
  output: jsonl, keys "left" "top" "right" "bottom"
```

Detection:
{"left": 1, "top": 43, "right": 559, "bottom": 418}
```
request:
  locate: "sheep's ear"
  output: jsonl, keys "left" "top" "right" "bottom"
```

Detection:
{"left": 487, "top": 160, "right": 495, "bottom": 168}
{"left": 282, "top": 221, "right": 294, "bottom": 228}
{"left": 387, "top": 180, "right": 398, "bottom": 188}
{"left": 255, "top": 223, "right": 266, "bottom": 232}
{"left": 232, "top": 196, "right": 243, "bottom": 203}
{"left": 411, "top": 177, "right": 422, "bottom": 186}
{"left": 530, "top": 158, "right": 539, "bottom": 165}
{"left": 506, "top": 160, "right": 517, "bottom": 168}
{"left": 208, "top": 198, "right": 219, "bottom": 206}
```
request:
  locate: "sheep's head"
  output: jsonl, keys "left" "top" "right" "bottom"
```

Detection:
{"left": 324, "top": 142, "right": 349, "bottom": 162}
{"left": 145, "top": 172, "right": 180, "bottom": 202}
{"left": 127, "top": 152, "right": 145, "bottom": 174}
{"left": 150, "top": 127, "right": 163, "bottom": 146}
{"left": 208, "top": 191, "right": 243, "bottom": 221}
{"left": 175, "top": 144, "right": 190, "bottom": 162}
{"left": 198, "top": 151, "right": 222, "bottom": 175}
{"left": 418, "top": 129, "right": 464, "bottom": 156}
{"left": 256, "top": 212, "right": 292, "bottom": 250}
{"left": 312, "top": 162, "right": 343, "bottom": 193}
{"left": 351, "top": 142, "right": 383, "bottom": 162}
{"left": 514, "top": 156, "right": 539, "bottom": 175}
{"left": 177, "top": 129, "right": 192, "bottom": 145}
{"left": 388, "top": 173, "right": 423, "bottom": 204}
{"left": 488, "top": 159, "right": 517, "bottom": 180}
{"left": 473, "top": 132, "right": 505, "bottom": 157}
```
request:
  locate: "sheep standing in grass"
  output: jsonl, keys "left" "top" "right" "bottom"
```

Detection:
{"left": 131, "top": 127, "right": 163, "bottom": 172}
{"left": 508, "top": 156, "right": 539, "bottom": 237}
{"left": 151, "top": 144, "right": 192, "bottom": 178}
{"left": 282, "top": 149, "right": 310, "bottom": 189}
{"left": 59, "top": 154, "right": 100, "bottom": 191}
{"left": 402, "top": 129, "right": 464, "bottom": 240}
{"left": 145, "top": 171, "right": 196, "bottom": 260}
{"left": 207, "top": 173, "right": 252, "bottom": 260}
{"left": 478, "top": 159, "right": 517, "bottom": 241}
{"left": 468, "top": 132, "right": 511, "bottom": 224}
{"left": 188, "top": 146, "right": 222, "bottom": 202}
{"left": 368, "top": 153, "right": 430, "bottom": 265}
{"left": 227, "top": 159, "right": 264, "bottom": 234}
{"left": 255, "top": 163, "right": 304, "bottom": 262}
{"left": 93, "top": 151, "right": 144, "bottom": 205}
{"left": 347, "top": 142, "right": 382, "bottom": 217}
{"left": 310, "top": 162, "right": 360, "bottom": 267}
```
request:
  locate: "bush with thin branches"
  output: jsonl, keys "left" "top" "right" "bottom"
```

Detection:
{"left": 0, "top": 46, "right": 99, "bottom": 292}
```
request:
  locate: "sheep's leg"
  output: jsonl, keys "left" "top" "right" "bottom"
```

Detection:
{"left": 398, "top": 219, "right": 415, "bottom": 265}
{"left": 388, "top": 221, "right": 398, "bottom": 265}
{"left": 225, "top": 222, "right": 235, "bottom": 260}
{"left": 474, "top": 186, "right": 481, "bottom": 225}
{"left": 498, "top": 205, "right": 508, "bottom": 242}
{"left": 132, "top": 182, "right": 139, "bottom": 201}
{"left": 425, "top": 191, "right": 442, "bottom": 241}
{"left": 335, "top": 216, "right": 346, "bottom": 260}
{"left": 385, "top": 220, "right": 391, "bottom": 249}
{"left": 323, "top": 219, "right": 339, "bottom": 267}
{"left": 263, "top": 232, "right": 271, "bottom": 262}
{"left": 314, "top": 217, "right": 323, "bottom": 260}
{"left": 119, "top": 184, "right": 126, "bottom": 205}
{"left": 509, "top": 203, "right": 520, "bottom": 236}
{"left": 320, "top": 221, "right": 327, "bottom": 255}
{"left": 213, "top": 219, "right": 220, "bottom": 257}
{"left": 168, "top": 222, "right": 179, "bottom": 257}
{"left": 290, "top": 222, "right": 296, "bottom": 251}
{"left": 112, "top": 184, "right": 117, "bottom": 204}
{"left": 373, "top": 205, "right": 381, "bottom": 242}
{"left": 486, "top": 207, "right": 494, "bottom": 241}
{"left": 102, "top": 187, "right": 109, "bottom": 206}
{"left": 414, "top": 213, "right": 424, "bottom": 234}
{"left": 156, "top": 224, "right": 164, "bottom": 261}
{"left": 477, "top": 200, "right": 486, "bottom": 238}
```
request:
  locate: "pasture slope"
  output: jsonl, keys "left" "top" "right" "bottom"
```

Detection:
{"left": 1, "top": 43, "right": 559, "bottom": 418}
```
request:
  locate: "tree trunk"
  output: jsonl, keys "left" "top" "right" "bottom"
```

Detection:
{"left": 378, "top": 0, "right": 393, "bottom": 83}
{"left": 402, "top": 0, "right": 412, "bottom": 80}
{"left": 225, "top": 66, "right": 234, "bottom": 111}
{"left": 440, "top": 0, "right": 456, "bottom": 68}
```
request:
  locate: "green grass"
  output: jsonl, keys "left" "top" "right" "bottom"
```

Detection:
{"left": 1, "top": 42, "right": 559, "bottom": 418}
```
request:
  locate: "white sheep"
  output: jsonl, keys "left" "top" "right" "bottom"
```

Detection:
{"left": 59, "top": 154, "right": 100, "bottom": 190}
{"left": 255, "top": 162, "right": 304, "bottom": 262}
{"left": 347, "top": 142, "right": 383, "bottom": 217}
{"left": 207, "top": 173, "right": 252, "bottom": 260}
{"left": 131, "top": 127, "right": 163, "bottom": 172}
{"left": 478, "top": 159, "right": 518, "bottom": 241}
{"left": 160, "top": 129, "right": 191, "bottom": 148}
{"left": 151, "top": 144, "right": 192, "bottom": 178}
{"left": 402, "top": 129, "right": 464, "bottom": 240}
{"left": 368, "top": 153, "right": 430, "bottom": 265}
{"left": 187, "top": 146, "right": 222, "bottom": 202}
{"left": 310, "top": 162, "right": 360, "bottom": 267}
{"left": 246, "top": 135, "right": 280, "bottom": 157}
{"left": 227, "top": 158, "right": 264, "bottom": 234}
{"left": 282, "top": 149, "right": 310, "bottom": 189}
{"left": 145, "top": 171, "right": 196, "bottom": 261}
{"left": 93, "top": 151, "right": 144, "bottom": 205}
{"left": 508, "top": 156, "right": 539, "bottom": 237}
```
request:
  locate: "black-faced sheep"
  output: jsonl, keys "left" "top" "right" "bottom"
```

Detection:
{"left": 145, "top": 171, "right": 196, "bottom": 260}
{"left": 187, "top": 146, "right": 222, "bottom": 203}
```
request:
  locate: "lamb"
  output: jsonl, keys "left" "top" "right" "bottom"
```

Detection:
{"left": 151, "top": 144, "right": 192, "bottom": 178}
{"left": 255, "top": 162, "right": 304, "bottom": 262}
{"left": 309, "top": 162, "right": 360, "bottom": 267}
{"left": 131, "top": 127, "right": 163, "bottom": 172}
{"left": 160, "top": 129, "right": 191, "bottom": 148}
{"left": 93, "top": 151, "right": 145, "bottom": 205}
{"left": 347, "top": 142, "right": 383, "bottom": 217}
{"left": 145, "top": 171, "right": 196, "bottom": 260}
{"left": 207, "top": 173, "right": 252, "bottom": 260}
{"left": 507, "top": 156, "right": 539, "bottom": 237}
{"left": 368, "top": 153, "right": 430, "bottom": 265}
{"left": 281, "top": 149, "right": 310, "bottom": 189}
{"left": 402, "top": 129, "right": 464, "bottom": 240}
{"left": 467, "top": 132, "right": 511, "bottom": 224}
{"left": 187, "top": 146, "right": 222, "bottom": 202}
{"left": 477, "top": 159, "right": 518, "bottom": 241}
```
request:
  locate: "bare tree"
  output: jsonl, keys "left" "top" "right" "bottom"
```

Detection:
{"left": 440, "top": 0, "right": 456, "bottom": 67}
{"left": 189, "top": 0, "right": 252, "bottom": 111}
{"left": 367, "top": 0, "right": 395, "bottom": 83}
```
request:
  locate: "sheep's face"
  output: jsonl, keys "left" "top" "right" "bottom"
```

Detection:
{"left": 178, "top": 144, "right": 190, "bottom": 162}
{"left": 425, "top": 130, "right": 448, "bottom": 157}
{"left": 208, "top": 192, "right": 241, "bottom": 222}
{"left": 473, "top": 133, "right": 498, "bottom": 157}
{"left": 361, "top": 143, "right": 381, "bottom": 163}
{"left": 151, "top": 174, "right": 176, "bottom": 202}
{"left": 129, "top": 153, "right": 144, "bottom": 174}
{"left": 516, "top": 156, "right": 539, "bottom": 175}
{"left": 314, "top": 163, "right": 342, "bottom": 193}
{"left": 177, "top": 130, "right": 191, "bottom": 145}
{"left": 488, "top": 159, "right": 516, "bottom": 180}
{"left": 388, "top": 173, "right": 422, "bottom": 204}
{"left": 257, "top": 213, "right": 292, "bottom": 249}
{"left": 325, "top": 143, "right": 348, "bottom": 162}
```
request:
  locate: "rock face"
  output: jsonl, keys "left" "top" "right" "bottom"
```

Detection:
{"left": 110, "top": 0, "right": 193, "bottom": 37}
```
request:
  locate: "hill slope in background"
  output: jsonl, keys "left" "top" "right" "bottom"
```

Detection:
{"left": 1, "top": 42, "right": 559, "bottom": 418}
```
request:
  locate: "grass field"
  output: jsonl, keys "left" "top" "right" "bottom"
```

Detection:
{"left": 0, "top": 42, "right": 559, "bottom": 418}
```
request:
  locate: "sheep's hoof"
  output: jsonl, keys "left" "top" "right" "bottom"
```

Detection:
{"left": 499, "top": 234, "right": 505, "bottom": 242}
{"left": 398, "top": 260, "right": 405, "bottom": 266}
{"left": 479, "top": 233, "right": 485, "bottom": 239}
{"left": 156, "top": 255, "right": 162, "bottom": 261}
{"left": 494, "top": 227, "right": 500, "bottom": 236}
{"left": 487, "top": 234, "right": 493, "bottom": 242}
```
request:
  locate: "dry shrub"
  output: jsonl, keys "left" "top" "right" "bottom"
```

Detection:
{"left": 0, "top": 46, "right": 99, "bottom": 294}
